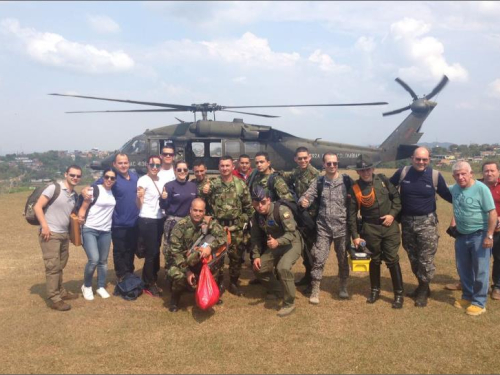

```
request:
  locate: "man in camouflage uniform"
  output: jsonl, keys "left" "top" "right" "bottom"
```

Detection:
{"left": 281, "top": 146, "right": 320, "bottom": 291}
{"left": 167, "top": 198, "right": 227, "bottom": 312}
{"left": 248, "top": 151, "right": 295, "bottom": 203}
{"left": 389, "top": 147, "right": 452, "bottom": 307}
{"left": 348, "top": 155, "right": 404, "bottom": 309}
{"left": 192, "top": 159, "right": 209, "bottom": 194}
{"left": 251, "top": 185, "right": 302, "bottom": 317}
{"left": 300, "top": 152, "right": 352, "bottom": 303}
{"left": 200, "top": 155, "right": 253, "bottom": 296}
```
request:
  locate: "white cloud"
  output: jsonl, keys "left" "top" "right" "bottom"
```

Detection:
{"left": 308, "top": 49, "right": 351, "bottom": 73}
{"left": 1, "top": 18, "right": 133, "bottom": 74}
{"left": 355, "top": 36, "right": 376, "bottom": 53}
{"left": 390, "top": 17, "right": 468, "bottom": 82}
{"left": 232, "top": 76, "right": 247, "bottom": 84}
{"left": 201, "top": 32, "right": 300, "bottom": 68}
{"left": 86, "top": 14, "right": 121, "bottom": 34}
{"left": 489, "top": 79, "right": 500, "bottom": 98}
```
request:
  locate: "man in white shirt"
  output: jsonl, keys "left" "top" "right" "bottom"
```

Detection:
{"left": 158, "top": 145, "right": 176, "bottom": 186}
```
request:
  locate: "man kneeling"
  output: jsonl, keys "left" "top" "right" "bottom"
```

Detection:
{"left": 167, "top": 198, "right": 227, "bottom": 312}
{"left": 251, "top": 185, "right": 302, "bottom": 317}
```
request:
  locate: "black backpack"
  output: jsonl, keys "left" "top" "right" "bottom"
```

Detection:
{"left": 24, "top": 183, "right": 61, "bottom": 225}
{"left": 113, "top": 273, "right": 145, "bottom": 301}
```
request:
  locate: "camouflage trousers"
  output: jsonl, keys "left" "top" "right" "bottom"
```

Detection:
{"left": 226, "top": 229, "right": 245, "bottom": 279}
{"left": 169, "top": 258, "right": 224, "bottom": 294}
{"left": 162, "top": 216, "right": 182, "bottom": 270}
{"left": 401, "top": 213, "right": 439, "bottom": 283}
{"left": 311, "top": 233, "right": 349, "bottom": 281}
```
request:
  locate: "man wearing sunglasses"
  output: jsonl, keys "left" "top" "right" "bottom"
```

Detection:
{"left": 33, "top": 165, "right": 82, "bottom": 311}
{"left": 201, "top": 155, "right": 253, "bottom": 296}
{"left": 348, "top": 155, "right": 404, "bottom": 309}
{"left": 281, "top": 147, "right": 320, "bottom": 293}
{"left": 299, "top": 153, "right": 352, "bottom": 303}
{"left": 158, "top": 145, "right": 176, "bottom": 187}
{"left": 389, "top": 147, "right": 452, "bottom": 308}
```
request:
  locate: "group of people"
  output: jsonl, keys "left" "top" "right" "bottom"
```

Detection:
{"left": 33, "top": 144, "right": 500, "bottom": 318}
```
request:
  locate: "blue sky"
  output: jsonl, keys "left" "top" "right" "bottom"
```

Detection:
{"left": 1, "top": 1, "right": 499, "bottom": 155}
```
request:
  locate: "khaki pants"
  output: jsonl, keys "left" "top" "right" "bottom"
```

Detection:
{"left": 39, "top": 232, "right": 70, "bottom": 303}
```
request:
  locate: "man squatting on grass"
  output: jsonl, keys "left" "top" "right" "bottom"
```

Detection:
{"left": 451, "top": 161, "right": 497, "bottom": 316}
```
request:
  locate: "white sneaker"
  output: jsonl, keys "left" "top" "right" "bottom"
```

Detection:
{"left": 81, "top": 285, "right": 94, "bottom": 301}
{"left": 96, "top": 287, "right": 110, "bottom": 299}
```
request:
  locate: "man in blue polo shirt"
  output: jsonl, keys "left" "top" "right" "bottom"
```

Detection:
{"left": 390, "top": 147, "right": 452, "bottom": 307}
{"left": 450, "top": 161, "right": 497, "bottom": 316}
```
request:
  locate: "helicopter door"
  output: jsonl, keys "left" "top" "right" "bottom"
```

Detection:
{"left": 185, "top": 140, "right": 220, "bottom": 171}
{"left": 223, "top": 140, "right": 242, "bottom": 159}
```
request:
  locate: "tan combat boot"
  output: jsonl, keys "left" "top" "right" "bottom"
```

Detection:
{"left": 309, "top": 280, "right": 320, "bottom": 305}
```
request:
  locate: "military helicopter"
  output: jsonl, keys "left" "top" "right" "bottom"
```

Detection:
{"left": 50, "top": 75, "right": 448, "bottom": 174}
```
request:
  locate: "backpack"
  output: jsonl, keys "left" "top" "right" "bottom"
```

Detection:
{"left": 73, "top": 184, "right": 100, "bottom": 219}
{"left": 24, "top": 183, "right": 61, "bottom": 225}
{"left": 267, "top": 172, "right": 298, "bottom": 202}
{"left": 113, "top": 273, "right": 145, "bottom": 301}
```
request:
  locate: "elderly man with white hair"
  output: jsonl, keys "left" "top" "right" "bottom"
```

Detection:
{"left": 450, "top": 161, "right": 497, "bottom": 316}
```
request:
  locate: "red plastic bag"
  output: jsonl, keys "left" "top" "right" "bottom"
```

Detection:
{"left": 195, "top": 258, "right": 220, "bottom": 310}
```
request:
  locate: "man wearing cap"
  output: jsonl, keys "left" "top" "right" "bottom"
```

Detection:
{"left": 348, "top": 155, "right": 404, "bottom": 309}
{"left": 250, "top": 185, "right": 302, "bottom": 317}
{"left": 389, "top": 147, "right": 453, "bottom": 308}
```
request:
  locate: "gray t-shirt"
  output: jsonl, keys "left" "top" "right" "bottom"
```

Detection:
{"left": 42, "top": 182, "right": 77, "bottom": 234}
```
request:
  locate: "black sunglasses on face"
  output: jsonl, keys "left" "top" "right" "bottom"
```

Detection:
{"left": 104, "top": 175, "right": 116, "bottom": 181}
{"left": 162, "top": 153, "right": 174, "bottom": 157}
{"left": 149, "top": 163, "right": 161, "bottom": 169}
{"left": 297, "top": 157, "right": 308, "bottom": 161}
{"left": 176, "top": 168, "right": 188, "bottom": 173}
{"left": 68, "top": 174, "right": 82, "bottom": 178}
{"left": 414, "top": 158, "right": 429, "bottom": 162}
{"left": 326, "top": 162, "right": 338, "bottom": 167}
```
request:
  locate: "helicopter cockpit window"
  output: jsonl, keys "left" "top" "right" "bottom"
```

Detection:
{"left": 210, "top": 142, "right": 222, "bottom": 157}
{"left": 244, "top": 142, "right": 260, "bottom": 156}
{"left": 119, "top": 136, "right": 147, "bottom": 155}
{"left": 150, "top": 140, "right": 159, "bottom": 156}
{"left": 224, "top": 141, "right": 240, "bottom": 156}
{"left": 192, "top": 142, "right": 205, "bottom": 157}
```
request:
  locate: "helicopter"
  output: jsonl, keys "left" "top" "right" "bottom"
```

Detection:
{"left": 50, "top": 75, "right": 448, "bottom": 174}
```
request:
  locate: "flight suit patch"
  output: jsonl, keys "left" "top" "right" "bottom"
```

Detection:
{"left": 283, "top": 212, "right": 291, "bottom": 219}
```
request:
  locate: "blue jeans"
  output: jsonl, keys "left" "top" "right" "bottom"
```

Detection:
{"left": 82, "top": 227, "right": 112, "bottom": 288}
{"left": 455, "top": 231, "right": 491, "bottom": 308}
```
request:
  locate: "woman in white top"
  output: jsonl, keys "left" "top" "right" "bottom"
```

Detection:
{"left": 136, "top": 155, "right": 165, "bottom": 297}
{"left": 78, "top": 168, "right": 117, "bottom": 300}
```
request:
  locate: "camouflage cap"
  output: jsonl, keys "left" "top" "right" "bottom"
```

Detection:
{"left": 251, "top": 185, "right": 269, "bottom": 202}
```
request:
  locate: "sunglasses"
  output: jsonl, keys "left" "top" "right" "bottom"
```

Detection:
{"left": 149, "top": 163, "right": 161, "bottom": 169}
{"left": 176, "top": 168, "right": 188, "bottom": 173}
{"left": 326, "top": 162, "right": 338, "bottom": 167}
{"left": 162, "top": 152, "right": 174, "bottom": 157}
{"left": 68, "top": 174, "right": 82, "bottom": 178}
{"left": 104, "top": 175, "right": 116, "bottom": 181}
{"left": 414, "top": 158, "right": 429, "bottom": 162}
{"left": 296, "top": 157, "right": 309, "bottom": 161}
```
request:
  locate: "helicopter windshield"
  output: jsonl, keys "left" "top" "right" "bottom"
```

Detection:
{"left": 119, "top": 135, "right": 147, "bottom": 155}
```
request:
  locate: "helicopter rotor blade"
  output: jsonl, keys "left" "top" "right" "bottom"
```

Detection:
{"left": 221, "top": 109, "right": 280, "bottom": 118}
{"left": 395, "top": 78, "right": 418, "bottom": 101}
{"left": 65, "top": 109, "right": 189, "bottom": 114}
{"left": 221, "top": 102, "right": 388, "bottom": 110}
{"left": 382, "top": 105, "right": 412, "bottom": 117}
{"left": 49, "top": 93, "right": 192, "bottom": 110}
{"left": 425, "top": 75, "right": 449, "bottom": 100}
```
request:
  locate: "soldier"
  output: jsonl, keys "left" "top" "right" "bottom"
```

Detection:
{"left": 248, "top": 151, "right": 294, "bottom": 203}
{"left": 167, "top": 198, "right": 227, "bottom": 312}
{"left": 348, "top": 155, "right": 404, "bottom": 309}
{"left": 300, "top": 152, "right": 352, "bottom": 303}
{"left": 389, "top": 147, "right": 452, "bottom": 307}
{"left": 192, "top": 159, "right": 209, "bottom": 194}
{"left": 200, "top": 155, "right": 254, "bottom": 296}
{"left": 251, "top": 185, "right": 302, "bottom": 318}
{"left": 281, "top": 146, "right": 320, "bottom": 292}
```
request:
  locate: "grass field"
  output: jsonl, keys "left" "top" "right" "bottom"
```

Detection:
{"left": 1, "top": 168, "right": 500, "bottom": 374}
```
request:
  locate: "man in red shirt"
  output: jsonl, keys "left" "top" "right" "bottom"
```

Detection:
{"left": 480, "top": 161, "right": 500, "bottom": 300}
{"left": 232, "top": 154, "right": 252, "bottom": 182}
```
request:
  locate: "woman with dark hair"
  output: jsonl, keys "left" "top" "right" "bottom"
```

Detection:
{"left": 160, "top": 160, "right": 198, "bottom": 271}
{"left": 137, "top": 155, "right": 165, "bottom": 297}
{"left": 78, "top": 168, "right": 117, "bottom": 300}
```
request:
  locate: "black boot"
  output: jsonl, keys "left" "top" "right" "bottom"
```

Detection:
{"left": 389, "top": 263, "right": 404, "bottom": 309}
{"left": 217, "top": 274, "right": 225, "bottom": 296}
{"left": 366, "top": 262, "right": 381, "bottom": 304}
{"left": 415, "top": 281, "right": 430, "bottom": 307}
{"left": 168, "top": 291, "right": 181, "bottom": 313}
{"left": 228, "top": 277, "right": 243, "bottom": 296}
{"left": 406, "top": 280, "right": 422, "bottom": 298}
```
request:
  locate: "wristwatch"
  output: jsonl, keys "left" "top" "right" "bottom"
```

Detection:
{"left": 487, "top": 234, "right": 494, "bottom": 240}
